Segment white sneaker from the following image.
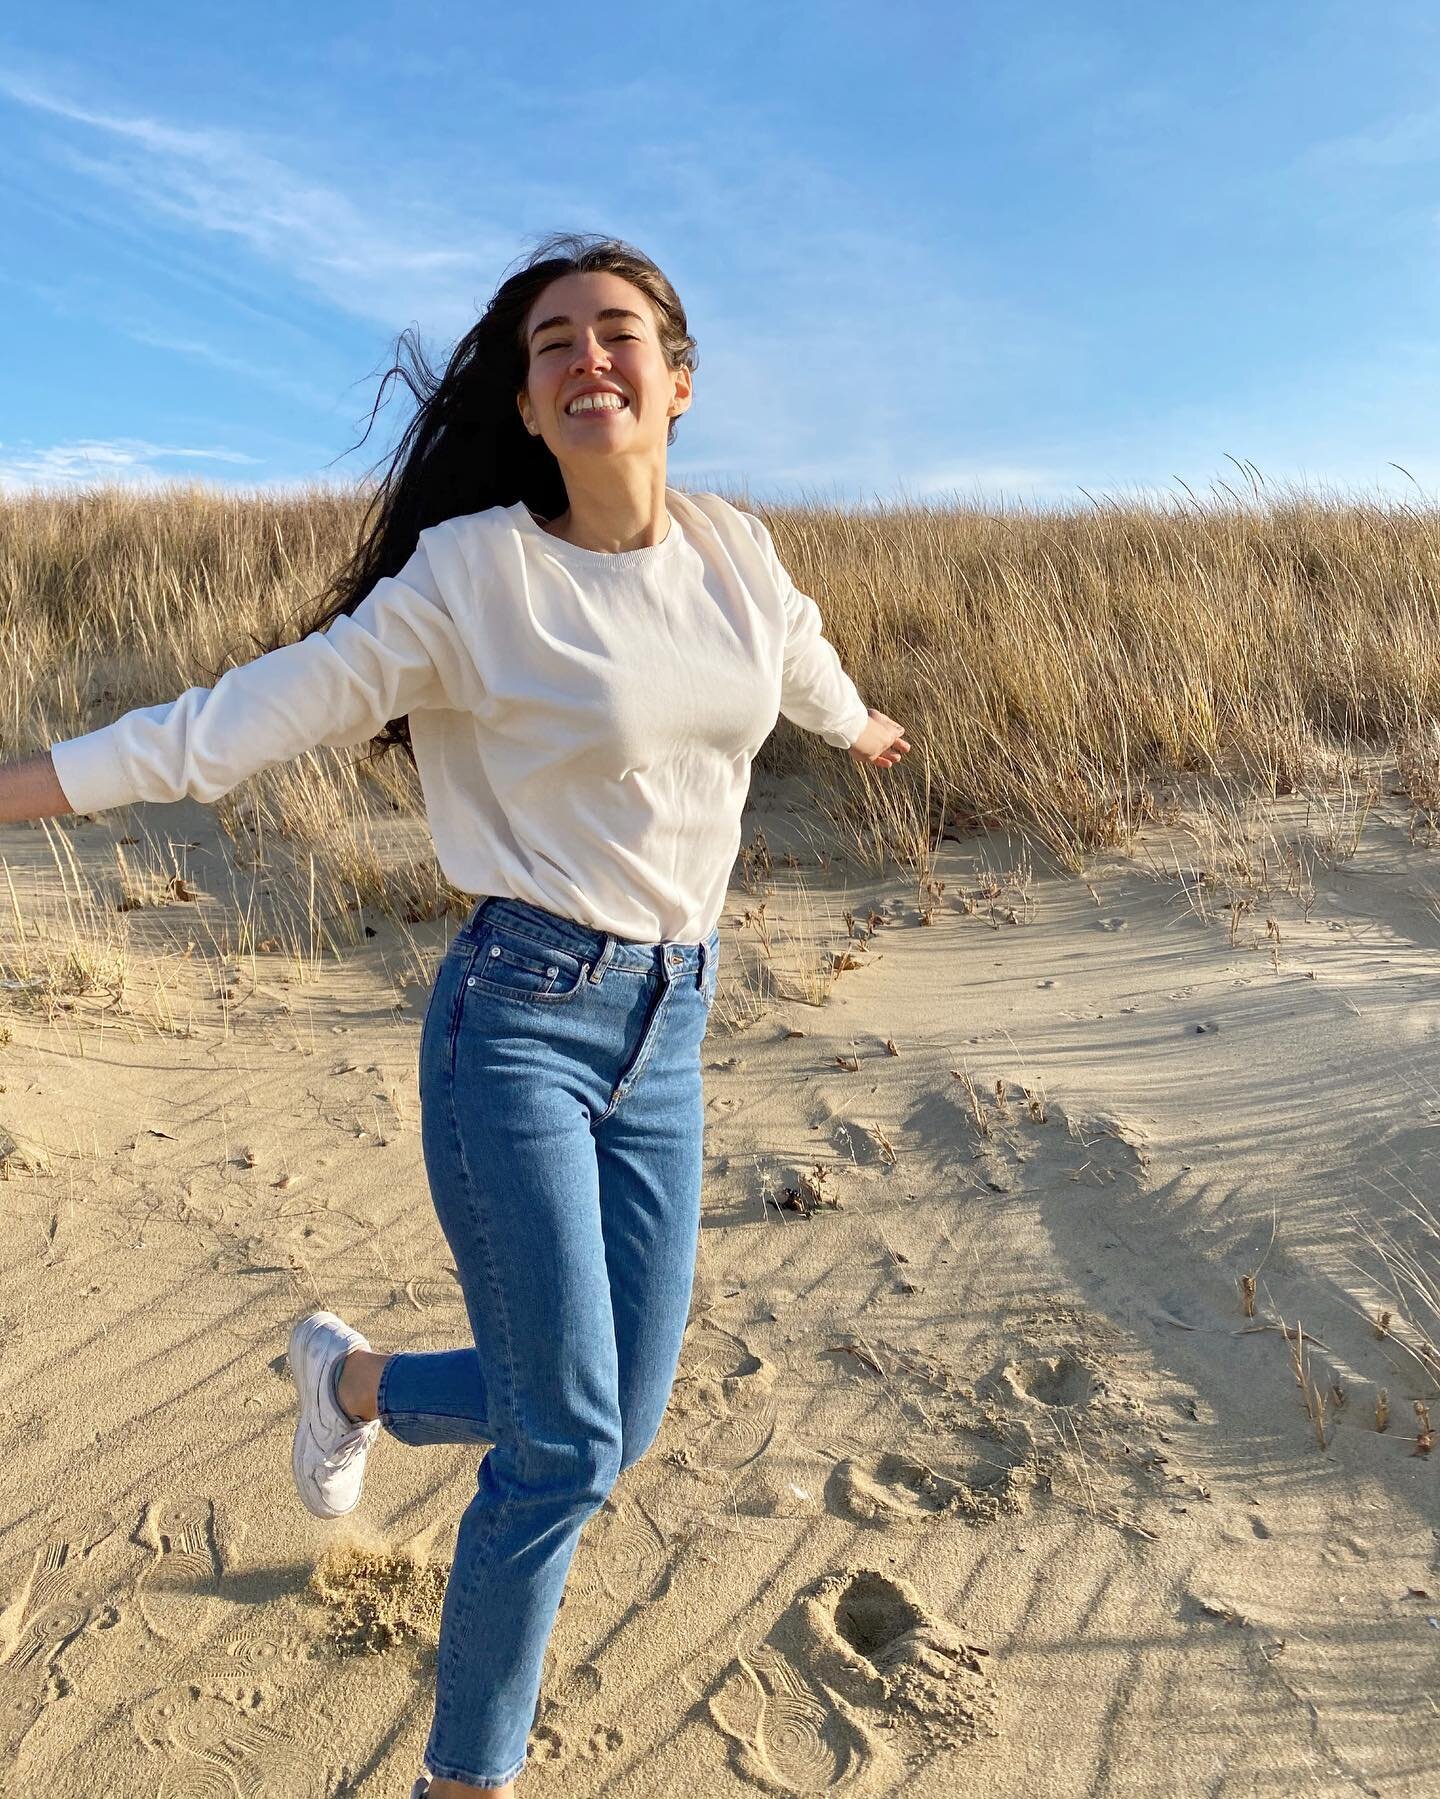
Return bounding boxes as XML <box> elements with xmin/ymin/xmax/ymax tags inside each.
<box><xmin>287</xmin><ymin>1311</ymin><xmax>382</xmax><ymax>1519</ymax></box>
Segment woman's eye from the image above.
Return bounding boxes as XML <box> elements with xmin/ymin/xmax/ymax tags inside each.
<box><xmin>541</xmin><ymin>334</ymin><xmax>639</xmax><ymax>352</ymax></box>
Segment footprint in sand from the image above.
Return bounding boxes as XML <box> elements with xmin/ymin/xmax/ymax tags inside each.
<box><xmin>540</xmin><ymin>1654</ymin><xmax>603</xmax><ymax>1711</ymax></box>
<box><xmin>528</xmin><ymin>1708</ymin><xmax>624</xmax><ymax>1774</ymax></box>
<box><xmin>136</xmin><ymin>1498</ymin><xmax>223</xmax><ymax>1643</ymax></box>
<box><xmin>133</xmin><ymin>1676</ymin><xmax>325</xmax><ymax>1799</ymax></box>
<box><xmin>1</xmin><ymin>1596</ymin><xmax>91</xmax><ymax>1675</ymax></box>
<box><xmin>155</xmin><ymin>1762</ymin><xmax>239</xmax><ymax>1799</ymax></box>
<box><xmin>211</xmin><ymin>1624</ymin><xmax>323</xmax><ymax>1672</ymax></box>
<box><xmin>970</xmin><ymin>1338</ymin><xmax>1201</xmax><ymax>1511</ymax></box>
<box><xmin>514</xmin><ymin>1657</ymin><xmax>610</xmax><ymax>1773</ymax></box>
<box><xmin>0</xmin><ymin>1510</ymin><xmax>120</xmax><ymax>1671</ymax></box>
<box><xmin>812</xmin><ymin>1568</ymin><xmax>997</xmax><ymax>1751</ymax></box>
<box><xmin>402</xmin><ymin>1273</ymin><xmax>464</xmax><ymax>1312</ymax></box>
<box><xmin>828</xmin><ymin>1439</ymin><xmax>1036</xmax><ymax>1531</ymax></box>
<box><xmin>708</xmin><ymin>1564</ymin><xmax>998</xmax><ymax>1793</ymax></box>
<box><xmin>993</xmin><ymin>1347</ymin><xmax>1100</xmax><ymax>1410</ymax></box>
<box><xmin>709</xmin><ymin>1639</ymin><xmax>874</xmax><ymax>1792</ymax></box>
<box><xmin>568</xmin><ymin>1492</ymin><xmax>673</xmax><ymax>1609</ymax></box>
<box><xmin>668</xmin><ymin>1324</ymin><xmax>780</xmax><ymax>1475</ymax></box>
<box><xmin>0</xmin><ymin>1684</ymin><xmax>45</xmax><ymax>1759</ymax></box>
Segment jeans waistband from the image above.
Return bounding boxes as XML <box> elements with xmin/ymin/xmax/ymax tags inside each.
<box><xmin>458</xmin><ymin>895</ymin><xmax>715</xmax><ymax>984</ymax></box>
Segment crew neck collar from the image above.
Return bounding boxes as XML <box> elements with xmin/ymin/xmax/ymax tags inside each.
<box><xmin>513</xmin><ymin>492</ymin><xmax>682</xmax><ymax>569</ymax></box>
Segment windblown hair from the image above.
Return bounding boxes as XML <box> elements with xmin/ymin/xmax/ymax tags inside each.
<box><xmin>254</xmin><ymin>231</ymin><xmax>698</xmax><ymax>767</ymax></box>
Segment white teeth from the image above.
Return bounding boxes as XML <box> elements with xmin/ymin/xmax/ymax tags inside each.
<box><xmin>567</xmin><ymin>394</ymin><xmax>627</xmax><ymax>414</ymax></box>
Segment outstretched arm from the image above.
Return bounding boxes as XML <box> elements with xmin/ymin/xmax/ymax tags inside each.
<box><xmin>19</xmin><ymin>528</ymin><xmax>473</xmax><ymax>822</ymax></box>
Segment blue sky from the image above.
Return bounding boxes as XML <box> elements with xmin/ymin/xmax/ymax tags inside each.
<box><xmin>3</xmin><ymin>1</ymin><xmax>1439</xmax><ymax>508</ymax></box>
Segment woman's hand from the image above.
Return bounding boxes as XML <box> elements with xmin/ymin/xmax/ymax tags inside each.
<box><xmin>847</xmin><ymin>709</ymin><xmax>910</xmax><ymax>768</ymax></box>
<box><xmin>0</xmin><ymin>751</ymin><xmax>74</xmax><ymax>825</ymax></box>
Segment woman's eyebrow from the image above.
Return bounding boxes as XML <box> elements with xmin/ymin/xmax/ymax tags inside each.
<box><xmin>529</xmin><ymin>308</ymin><xmax>646</xmax><ymax>341</ymax></box>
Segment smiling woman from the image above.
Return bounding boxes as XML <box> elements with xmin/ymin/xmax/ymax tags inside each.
<box><xmin>4</xmin><ymin>228</ymin><xmax>906</xmax><ymax>1799</ymax></box>
<box><xmin>512</xmin><ymin>263</ymin><xmax>693</xmax><ymax>553</ymax></box>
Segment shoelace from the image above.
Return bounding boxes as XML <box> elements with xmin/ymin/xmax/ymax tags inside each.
<box><xmin>323</xmin><ymin>1420</ymin><xmax>380</xmax><ymax>1471</ymax></box>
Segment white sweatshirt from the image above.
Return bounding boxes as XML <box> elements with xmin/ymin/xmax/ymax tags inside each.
<box><xmin>47</xmin><ymin>487</ymin><xmax>870</xmax><ymax>945</ymax></box>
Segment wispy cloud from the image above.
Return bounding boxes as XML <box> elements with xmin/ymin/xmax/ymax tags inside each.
<box><xmin>0</xmin><ymin>63</ymin><xmax>1040</xmax><ymax>506</ymax></box>
<box><xmin>122</xmin><ymin>328</ymin><xmax>350</xmax><ymax>414</ymax></box>
<box><xmin>0</xmin><ymin>438</ymin><xmax>260</xmax><ymax>492</ymax></box>
<box><xmin>0</xmin><ymin>71</ymin><xmax>508</xmax><ymax>335</ymax></box>
<box><xmin>1304</xmin><ymin>106</ymin><xmax>1440</xmax><ymax>171</ymax></box>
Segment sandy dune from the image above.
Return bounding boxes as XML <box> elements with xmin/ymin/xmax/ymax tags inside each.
<box><xmin>0</xmin><ymin>765</ymin><xmax>1436</xmax><ymax>1796</ymax></box>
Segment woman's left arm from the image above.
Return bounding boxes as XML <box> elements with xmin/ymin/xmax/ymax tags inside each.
<box><xmin>741</xmin><ymin>509</ymin><xmax>911</xmax><ymax>768</ymax></box>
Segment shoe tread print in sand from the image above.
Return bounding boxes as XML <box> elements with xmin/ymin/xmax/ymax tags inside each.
<box><xmin>706</xmin><ymin>1566</ymin><xmax>997</xmax><ymax>1793</ymax></box>
<box><xmin>663</xmin><ymin>1316</ymin><xmax>781</xmax><ymax>1477</ymax></box>
<box><xmin>0</xmin><ymin>1506</ymin><xmax>124</xmax><ymax>1767</ymax></box>
<box><xmin>136</xmin><ymin>1495</ymin><xmax>225</xmax><ymax>1644</ymax></box>
<box><xmin>529</xmin><ymin>1502</ymin><xmax>660</xmax><ymax>1777</ymax></box>
<box><xmin>133</xmin><ymin>1668</ymin><xmax>333</xmax><ymax>1799</ymax></box>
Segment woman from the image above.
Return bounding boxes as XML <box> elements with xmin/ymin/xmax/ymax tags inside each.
<box><xmin>4</xmin><ymin>232</ymin><xmax>910</xmax><ymax>1796</ymax></box>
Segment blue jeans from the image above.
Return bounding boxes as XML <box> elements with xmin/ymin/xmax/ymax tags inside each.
<box><xmin>375</xmin><ymin>894</ymin><xmax>720</xmax><ymax>1789</ymax></box>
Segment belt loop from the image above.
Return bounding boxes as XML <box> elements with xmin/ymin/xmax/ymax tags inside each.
<box><xmin>588</xmin><ymin>932</ymin><xmax>615</xmax><ymax>984</ymax></box>
<box><xmin>462</xmin><ymin>894</ymin><xmax>490</xmax><ymax>941</ymax></box>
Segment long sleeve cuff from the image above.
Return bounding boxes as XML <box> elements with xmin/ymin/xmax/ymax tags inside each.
<box><xmin>50</xmin><ymin>727</ymin><xmax>140</xmax><ymax>815</ymax></box>
<box><xmin>815</xmin><ymin>691</ymin><xmax>871</xmax><ymax>750</ymax></box>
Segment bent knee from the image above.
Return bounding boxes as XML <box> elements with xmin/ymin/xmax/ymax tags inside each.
<box><xmin>500</xmin><ymin>1429</ymin><xmax>623</xmax><ymax>1508</ymax></box>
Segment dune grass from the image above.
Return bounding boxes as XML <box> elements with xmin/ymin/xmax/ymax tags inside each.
<box><xmin>0</xmin><ymin>475</ymin><xmax>1437</xmax><ymax>1032</ymax></box>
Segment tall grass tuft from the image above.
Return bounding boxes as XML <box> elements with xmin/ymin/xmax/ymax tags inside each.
<box><xmin>1</xmin><ymin>476</ymin><xmax>1438</xmax><ymax>1019</ymax></box>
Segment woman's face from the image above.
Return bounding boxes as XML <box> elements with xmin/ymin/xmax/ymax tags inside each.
<box><xmin>518</xmin><ymin>270</ymin><xmax>691</xmax><ymax>469</ymax></box>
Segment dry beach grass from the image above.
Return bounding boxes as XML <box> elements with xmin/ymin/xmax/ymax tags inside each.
<box><xmin>0</xmin><ymin>479</ymin><xmax>1437</xmax><ymax>1794</ymax></box>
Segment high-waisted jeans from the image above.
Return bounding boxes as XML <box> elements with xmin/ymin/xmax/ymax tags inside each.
<box><xmin>375</xmin><ymin>894</ymin><xmax>720</xmax><ymax>1789</ymax></box>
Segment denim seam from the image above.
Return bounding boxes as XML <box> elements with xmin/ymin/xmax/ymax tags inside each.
<box><xmin>426</xmin><ymin>1031</ymin><xmax>524</xmax><ymax>1773</ymax></box>
<box><xmin>465</xmin><ymin>919</ymin><xmax>591</xmax><ymax>1006</ymax></box>
<box><xmin>597</xmin><ymin>975</ymin><xmax>676</xmax><ymax>1120</ymax></box>
<box><xmin>379</xmin><ymin>1406</ymin><xmax>495</xmax><ymax>1439</ymax></box>
<box><xmin>444</xmin><ymin>940</ymin><xmax>482</xmax><ymax>1070</ymax></box>
<box><xmin>466</xmin><ymin>964</ymin><xmax>590</xmax><ymax>1006</ymax></box>
<box><xmin>374</xmin><ymin>1354</ymin><xmax>398</xmax><ymax>1422</ymax></box>
<box><xmin>482</xmin><ymin>917</ymin><xmax>596</xmax><ymax>961</ymax></box>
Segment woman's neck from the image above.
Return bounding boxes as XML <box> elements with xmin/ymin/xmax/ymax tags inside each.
<box><xmin>536</xmin><ymin>483</ymin><xmax>671</xmax><ymax>554</ymax></box>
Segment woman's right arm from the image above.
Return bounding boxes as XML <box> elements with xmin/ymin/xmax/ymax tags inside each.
<box><xmin>5</xmin><ymin>528</ymin><xmax>474</xmax><ymax>823</ymax></box>
<box><xmin>0</xmin><ymin>750</ymin><xmax>72</xmax><ymax>825</ymax></box>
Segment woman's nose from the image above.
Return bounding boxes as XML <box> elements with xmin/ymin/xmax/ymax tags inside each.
<box><xmin>569</xmin><ymin>336</ymin><xmax>610</xmax><ymax>372</ymax></box>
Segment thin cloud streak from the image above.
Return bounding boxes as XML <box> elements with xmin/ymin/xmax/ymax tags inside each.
<box><xmin>0</xmin><ymin>438</ymin><xmax>260</xmax><ymax>493</ymax></box>
<box><xmin>0</xmin><ymin>71</ymin><xmax>507</xmax><ymax>335</ymax></box>
<box><xmin>122</xmin><ymin>328</ymin><xmax>350</xmax><ymax>415</ymax></box>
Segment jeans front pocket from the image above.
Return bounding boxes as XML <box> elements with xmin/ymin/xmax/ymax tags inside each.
<box><xmin>464</xmin><ymin>922</ymin><xmax>590</xmax><ymax>1006</ymax></box>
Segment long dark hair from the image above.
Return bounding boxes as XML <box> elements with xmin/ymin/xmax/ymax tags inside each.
<box><xmin>254</xmin><ymin>231</ymin><xmax>699</xmax><ymax>767</ymax></box>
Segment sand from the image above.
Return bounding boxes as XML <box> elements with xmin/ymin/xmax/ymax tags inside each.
<box><xmin>0</xmin><ymin>764</ymin><xmax>1436</xmax><ymax>1796</ymax></box>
